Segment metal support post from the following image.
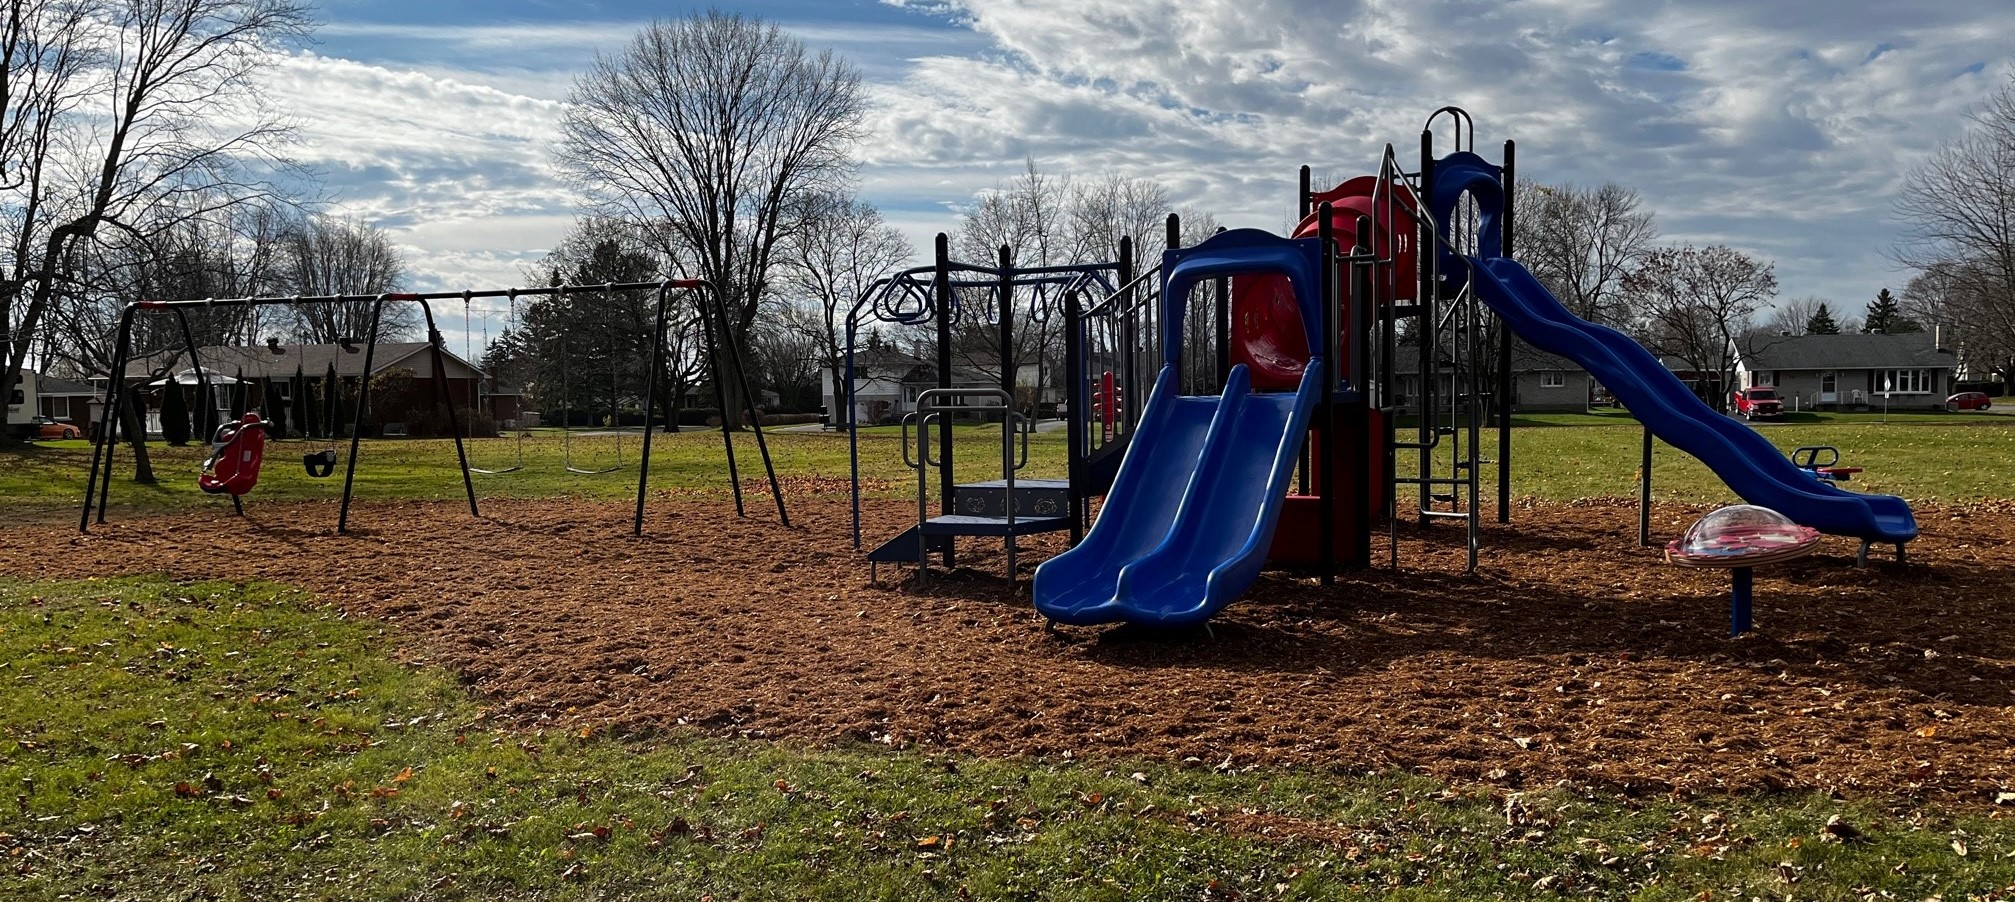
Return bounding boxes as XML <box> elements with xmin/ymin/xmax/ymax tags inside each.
<box><xmin>1638</xmin><ymin>427</ymin><xmax>1653</xmax><ymax>547</ymax></box>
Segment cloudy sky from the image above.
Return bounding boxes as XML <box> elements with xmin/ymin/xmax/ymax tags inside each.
<box><xmin>279</xmin><ymin>0</ymin><xmax>2014</xmax><ymax>350</ymax></box>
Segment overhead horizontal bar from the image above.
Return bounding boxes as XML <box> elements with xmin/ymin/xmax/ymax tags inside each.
<box><xmin>132</xmin><ymin>280</ymin><xmax>703</xmax><ymax>310</ymax></box>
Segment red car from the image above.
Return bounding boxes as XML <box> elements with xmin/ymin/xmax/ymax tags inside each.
<box><xmin>1946</xmin><ymin>391</ymin><xmax>1992</xmax><ymax>411</ymax></box>
<box><xmin>27</xmin><ymin>415</ymin><xmax>81</xmax><ymax>439</ymax></box>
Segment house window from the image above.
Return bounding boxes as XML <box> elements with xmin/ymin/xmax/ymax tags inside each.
<box><xmin>1879</xmin><ymin>369</ymin><xmax>1932</xmax><ymax>394</ymax></box>
<box><xmin>1539</xmin><ymin>371</ymin><xmax>1566</xmax><ymax>389</ymax></box>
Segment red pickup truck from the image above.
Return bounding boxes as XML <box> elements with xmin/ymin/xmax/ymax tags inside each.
<box><xmin>1732</xmin><ymin>385</ymin><xmax>1784</xmax><ymax>420</ymax></box>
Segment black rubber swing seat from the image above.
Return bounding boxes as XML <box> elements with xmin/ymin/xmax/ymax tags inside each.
<box><xmin>303</xmin><ymin>450</ymin><xmax>338</xmax><ymax>478</ymax></box>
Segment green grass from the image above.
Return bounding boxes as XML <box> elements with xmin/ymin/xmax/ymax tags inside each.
<box><xmin>4</xmin><ymin>576</ymin><xmax>2012</xmax><ymax>900</ymax></box>
<box><xmin>1</xmin><ymin>426</ymin><xmax>1069</xmax><ymax>515</ymax></box>
<box><xmin>1454</xmin><ymin>419</ymin><xmax>2015</xmax><ymax>505</ymax></box>
<box><xmin>8</xmin><ymin>407</ymin><xmax>2015</xmax><ymax>519</ymax></box>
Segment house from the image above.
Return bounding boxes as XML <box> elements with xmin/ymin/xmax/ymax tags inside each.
<box><xmin>822</xmin><ymin>345</ymin><xmax>1060</xmax><ymax>426</ymax></box>
<box><xmin>116</xmin><ymin>341</ymin><xmax>493</xmax><ymax>433</ymax></box>
<box><xmin>1391</xmin><ymin>337</ymin><xmax>1593</xmax><ymax>413</ymax></box>
<box><xmin>34</xmin><ymin>374</ymin><xmax>100</xmax><ymax>424</ymax></box>
<box><xmin>1734</xmin><ymin>332</ymin><xmax>1958</xmax><ymax>411</ymax></box>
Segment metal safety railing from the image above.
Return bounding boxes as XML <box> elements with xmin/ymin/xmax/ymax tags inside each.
<box><xmin>904</xmin><ymin>387</ymin><xmax>1030</xmax><ymax>576</ymax></box>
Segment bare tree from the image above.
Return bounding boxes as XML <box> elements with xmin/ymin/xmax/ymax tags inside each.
<box><xmin>949</xmin><ymin>160</ymin><xmax>1074</xmax><ymax>409</ymax></box>
<box><xmin>557</xmin><ymin>11</ymin><xmax>865</xmax><ymax>426</ymax></box>
<box><xmin>747</xmin><ymin>305</ymin><xmax>821</xmax><ymax>410</ymax></box>
<box><xmin>1070</xmin><ymin>171</ymin><xmax>1169</xmax><ymax>270</ymax></box>
<box><xmin>1176</xmin><ymin>208</ymin><xmax>1224</xmax><ymax>390</ymax></box>
<box><xmin>1626</xmin><ymin>244</ymin><xmax>1777</xmax><ymax>411</ymax></box>
<box><xmin>280</xmin><ymin>213</ymin><xmax>412</xmax><ymax>344</ymax></box>
<box><xmin>55</xmin><ymin>197</ymin><xmax>292</xmax><ymax>378</ymax></box>
<box><xmin>1759</xmin><ymin>296</ymin><xmax>1827</xmax><ymax>337</ymax></box>
<box><xmin>777</xmin><ymin>192</ymin><xmax>911</xmax><ymax>423</ymax></box>
<box><xmin>1906</xmin><ymin>257</ymin><xmax>2012</xmax><ymax>386</ymax></box>
<box><xmin>1515</xmin><ymin>180</ymin><xmax>1657</xmax><ymax>326</ymax></box>
<box><xmin>0</xmin><ymin>0</ymin><xmax>312</xmax><ymax>469</ymax></box>
<box><xmin>949</xmin><ymin>163</ymin><xmax>1169</xmax><ymax>413</ymax></box>
<box><xmin>1895</xmin><ymin>73</ymin><xmax>2015</xmax><ymax>389</ymax></box>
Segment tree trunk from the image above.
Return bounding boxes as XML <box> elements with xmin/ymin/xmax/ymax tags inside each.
<box><xmin>829</xmin><ymin>359</ymin><xmax>846</xmax><ymax>430</ymax></box>
<box><xmin>120</xmin><ymin>385</ymin><xmax>156</xmax><ymax>485</ymax></box>
<box><xmin>714</xmin><ymin>321</ymin><xmax>753</xmax><ymax>431</ymax></box>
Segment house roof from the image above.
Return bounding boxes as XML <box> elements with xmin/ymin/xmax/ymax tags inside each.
<box><xmin>121</xmin><ymin>342</ymin><xmax>481</xmax><ymax>382</ymax></box>
<box><xmin>1741</xmin><ymin>332</ymin><xmax>1955</xmax><ymax>372</ymax></box>
<box><xmin>847</xmin><ymin>346</ymin><xmax>932</xmax><ymax>371</ymax></box>
<box><xmin>35</xmin><ymin>374</ymin><xmax>98</xmax><ymax>396</ymax></box>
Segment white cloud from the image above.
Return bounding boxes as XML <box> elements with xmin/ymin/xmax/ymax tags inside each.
<box><xmin>267</xmin><ymin>0</ymin><xmax>2015</xmax><ymax>346</ymax></box>
<box><xmin>262</xmin><ymin>52</ymin><xmax>574</xmax><ymax>291</ymax></box>
<box><xmin>870</xmin><ymin>0</ymin><xmax>2015</xmax><ymax>305</ymax></box>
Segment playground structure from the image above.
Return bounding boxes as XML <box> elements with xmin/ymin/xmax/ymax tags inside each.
<box><xmin>80</xmin><ymin>281</ymin><xmax>788</xmax><ymax>536</ymax></box>
<box><xmin>847</xmin><ymin>106</ymin><xmax>1920</xmax><ymax>632</ymax></box>
<box><xmin>845</xmin><ymin>237</ymin><xmax>1138</xmax><ymax>581</ymax></box>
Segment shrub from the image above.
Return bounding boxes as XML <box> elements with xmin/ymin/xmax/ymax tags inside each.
<box><xmin>395</xmin><ymin>405</ymin><xmax>496</xmax><ymax>438</ymax></box>
<box><xmin>677</xmin><ymin>408</ymin><xmax>721</xmax><ymax>427</ymax></box>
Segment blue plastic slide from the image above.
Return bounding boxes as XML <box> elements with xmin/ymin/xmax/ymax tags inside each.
<box><xmin>1467</xmin><ymin>256</ymin><xmax>1917</xmax><ymax>545</ymax></box>
<box><xmin>1033</xmin><ymin>360</ymin><xmax>1324</xmax><ymax>627</ymax></box>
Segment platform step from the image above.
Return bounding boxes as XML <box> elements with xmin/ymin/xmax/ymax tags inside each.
<box><xmin>919</xmin><ymin>514</ymin><xmax>1073</xmax><ymax>538</ymax></box>
<box><xmin>866</xmin><ymin>526</ymin><xmax>954</xmax><ymax>563</ymax></box>
<box><xmin>950</xmin><ymin>478</ymin><xmax>1070</xmax><ymax>519</ymax></box>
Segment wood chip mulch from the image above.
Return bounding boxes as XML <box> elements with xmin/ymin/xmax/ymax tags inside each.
<box><xmin>6</xmin><ymin>492</ymin><xmax>2012</xmax><ymax>807</ymax></box>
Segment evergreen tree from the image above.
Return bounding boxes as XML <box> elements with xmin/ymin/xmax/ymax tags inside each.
<box><xmin>291</xmin><ymin>365</ymin><xmax>312</xmax><ymax>439</ymax></box>
<box><xmin>1864</xmin><ymin>288</ymin><xmax>1902</xmax><ymax>333</ymax></box>
<box><xmin>193</xmin><ymin>374</ymin><xmax>220</xmax><ymax>440</ymax></box>
<box><xmin>322</xmin><ymin>363</ymin><xmax>341</xmax><ymax>437</ymax></box>
<box><xmin>230</xmin><ymin>368</ymin><xmax>247</xmax><ymax>418</ymax></box>
<box><xmin>249</xmin><ymin>378</ymin><xmax>278</xmax><ymax>438</ymax></box>
<box><xmin>160</xmin><ymin>380</ymin><xmax>191</xmax><ymax>446</ymax></box>
<box><xmin>1806</xmin><ymin>302</ymin><xmax>1841</xmax><ymax>335</ymax></box>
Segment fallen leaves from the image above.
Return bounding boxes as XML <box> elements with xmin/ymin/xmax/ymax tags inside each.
<box><xmin>1819</xmin><ymin>815</ymin><xmax>1864</xmax><ymax>844</ymax></box>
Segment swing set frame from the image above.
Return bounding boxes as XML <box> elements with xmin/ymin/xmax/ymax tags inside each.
<box><xmin>80</xmin><ymin>280</ymin><xmax>788</xmax><ymax>535</ymax></box>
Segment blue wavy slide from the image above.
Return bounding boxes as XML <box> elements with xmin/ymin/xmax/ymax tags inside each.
<box><xmin>1469</xmin><ymin>256</ymin><xmax>1916</xmax><ymax>545</ymax></box>
<box><xmin>1033</xmin><ymin>359</ymin><xmax>1325</xmax><ymax>627</ymax></box>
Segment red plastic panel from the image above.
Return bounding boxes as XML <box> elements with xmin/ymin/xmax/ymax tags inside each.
<box><xmin>1226</xmin><ymin>177</ymin><xmax>1419</xmax><ymax>392</ymax></box>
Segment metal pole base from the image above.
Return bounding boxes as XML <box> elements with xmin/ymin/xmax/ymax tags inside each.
<box><xmin>1730</xmin><ymin>566</ymin><xmax>1753</xmax><ymax>637</ymax></box>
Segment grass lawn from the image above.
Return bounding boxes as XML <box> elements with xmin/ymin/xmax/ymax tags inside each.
<box><xmin>4</xmin><ymin>576</ymin><xmax>2010</xmax><ymax>900</ymax></box>
<box><xmin>1401</xmin><ymin>411</ymin><xmax>2015</xmax><ymax>506</ymax></box>
<box><xmin>0</xmin><ymin>426</ymin><xmax>1071</xmax><ymax>517</ymax></box>
<box><xmin>10</xmin><ymin>407</ymin><xmax>2013</xmax><ymax>520</ymax></box>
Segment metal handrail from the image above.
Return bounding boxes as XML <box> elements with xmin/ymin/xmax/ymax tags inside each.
<box><xmin>1083</xmin><ymin>262</ymin><xmax>1163</xmax><ymax>319</ymax></box>
<box><xmin>899</xmin><ymin>411</ymin><xmax>943</xmax><ymax>471</ymax></box>
<box><xmin>912</xmin><ymin>386</ymin><xmax>1024</xmax><ymax>574</ymax></box>
<box><xmin>1004</xmin><ymin>411</ymin><xmax>1032</xmax><ymax>472</ymax></box>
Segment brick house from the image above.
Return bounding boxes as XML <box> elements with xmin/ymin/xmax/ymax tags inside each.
<box><xmin>117</xmin><ymin>342</ymin><xmax>492</xmax><ymax>433</ymax></box>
